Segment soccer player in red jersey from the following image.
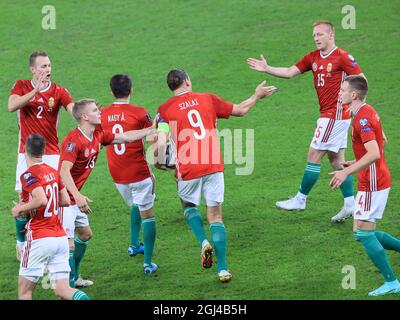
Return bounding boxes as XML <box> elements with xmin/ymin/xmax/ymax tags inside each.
<box><xmin>101</xmin><ymin>74</ymin><xmax>158</xmax><ymax>274</ymax></box>
<box><xmin>60</xmin><ymin>99</ymin><xmax>156</xmax><ymax>287</ymax></box>
<box><xmin>12</xmin><ymin>134</ymin><xmax>90</xmax><ymax>300</ymax></box>
<box><xmin>248</xmin><ymin>20</ymin><xmax>365</xmax><ymax>222</ymax></box>
<box><xmin>155</xmin><ymin>69</ymin><xmax>277</xmax><ymax>283</ymax></box>
<box><xmin>8</xmin><ymin>51</ymin><xmax>74</xmax><ymax>260</ymax></box>
<box><xmin>330</xmin><ymin>76</ymin><xmax>400</xmax><ymax>296</ymax></box>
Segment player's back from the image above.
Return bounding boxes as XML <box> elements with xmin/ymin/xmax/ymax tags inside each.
<box><xmin>101</xmin><ymin>103</ymin><xmax>152</xmax><ymax>184</ymax></box>
<box><xmin>20</xmin><ymin>163</ymin><xmax>66</xmax><ymax>240</ymax></box>
<box><xmin>352</xmin><ymin>103</ymin><xmax>391</xmax><ymax>191</ymax></box>
<box><xmin>11</xmin><ymin>80</ymin><xmax>73</xmax><ymax>154</ymax></box>
<box><xmin>157</xmin><ymin>91</ymin><xmax>233</xmax><ymax>180</ymax></box>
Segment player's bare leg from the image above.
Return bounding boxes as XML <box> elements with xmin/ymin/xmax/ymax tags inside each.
<box><xmin>74</xmin><ymin>227</ymin><xmax>93</xmax><ymax>287</ymax></box>
<box><xmin>207</xmin><ymin>206</ymin><xmax>232</xmax><ymax>283</ymax></box>
<box><xmin>140</xmin><ymin>208</ymin><xmax>158</xmax><ymax>275</ymax></box>
<box><xmin>329</xmin><ymin>149</ymin><xmax>355</xmax><ymax>222</ymax></box>
<box><xmin>353</xmin><ymin>220</ymin><xmax>400</xmax><ymax>296</ymax></box>
<box><xmin>18</xmin><ymin>276</ymin><xmax>37</xmax><ymax>300</ymax></box>
<box><xmin>182</xmin><ymin>200</ymin><xmax>212</xmax><ymax>269</ymax></box>
<box><xmin>276</xmin><ymin>147</ymin><xmax>325</xmax><ymax>211</ymax></box>
<box><xmin>52</xmin><ymin>278</ymin><xmax>90</xmax><ymax>300</ymax></box>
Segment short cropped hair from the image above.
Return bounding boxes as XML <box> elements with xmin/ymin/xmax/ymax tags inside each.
<box><xmin>72</xmin><ymin>99</ymin><xmax>96</xmax><ymax>122</ymax></box>
<box><xmin>167</xmin><ymin>69</ymin><xmax>188</xmax><ymax>91</ymax></box>
<box><xmin>29</xmin><ymin>51</ymin><xmax>48</xmax><ymax>67</ymax></box>
<box><xmin>26</xmin><ymin>134</ymin><xmax>46</xmax><ymax>157</ymax></box>
<box><xmin>344</xmin><ymin>75</ymin><xmax>368</xmax><ymax>100</ymax></box>
<box><xmin>312</xmin><ymin>20</ymin><xmax>335</xmax><ymax>32</ymax></box>
<box><xmin>110</xmin><ymin>74</ymin><xmax>132</xmax><ymax>98</ymax></box>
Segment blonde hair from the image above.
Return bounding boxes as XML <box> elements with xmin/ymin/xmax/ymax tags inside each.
<box><xmin>312</xmin><ymin>20</ymin><xmax>334</xmax><ymax>32</ymax></box>
<box><xmin>72</xmin><ymin>99</ymin><xmax>96</xmax><ymax>122</ymax></box>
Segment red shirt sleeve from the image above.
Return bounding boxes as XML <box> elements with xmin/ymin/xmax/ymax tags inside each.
<box><xmin>60</xmin><ymin>136</ymin><xmax>80</xmax><ymax>163</ymax></box>
<box><xmin>20</xmin><ymin>171</ymin><xmax>41</xmax><ymax>194</ymax></box>
<box><xmin>210</xmin><ymin>94</ymin><xmax>233</xmax><ymax>119</ymax></box>
<box><xmin>139</xmin><ymin>109</ymin><xmax>153</xmax><ymax>129</ymax></box>
<box><xmin>156</xmin><ymin>106</ymin><xmax>168</xmax><ymax>125</ymax></box>
<box><xmin>295</xmin><ymin>52</ymin><xmax>313</xmax><ymax>73</ymax></box>
<box><xmin>100</xmin><ymin>129</ymin><xmax>115</xmax><ymax>146</ymax></box>
<box><xmin>59</xmin><ymin>87</ymin><xmax>74</xmax><ymax>109</ymax></box>
<box><xmin>340</xmin><ymin>52</ymin><xmax>362</xmax><ymax>75</ymax></box>
<box><xmin>357</xmin><ymin>117</ymin><xmax>376</xmax><ymax>144</ymax></box>
<box><xmin>10</xmin><ymin>80</ymin><xmax>24</xmax><ymax>96</ymax></box>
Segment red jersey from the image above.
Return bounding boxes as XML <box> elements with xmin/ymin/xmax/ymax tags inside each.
<box><xmin>59</xmin><ymin>127</ymin><xmax>115</xmax><ymax>204</ymax></box>
<box><xmin>295</xmin><ymin>47</ymin><xmax>362</xmax><ymax>120</ymax></box>
<box><xmin>101</xmin><ymin>103</ymin><xmax>153</xmax><ymax>184</ymax></box>
<box><xmin>157</xmin><ymin>91</ymin><xmax>233</xmax><ymax>181</ymax></box>
<box><xmin>20</xmin><ymin>163</ymin><xmax>66</xmax><ymax>240</ymax></box>
<box><xmin>11</xmin><ymin>80</ymin><xmax>73</xmax><ymax>154</ymax></box>
<box><xmin>352</xmin><ymin>103</ymin><xmax>391</xmax><ymax>192</ymax></box>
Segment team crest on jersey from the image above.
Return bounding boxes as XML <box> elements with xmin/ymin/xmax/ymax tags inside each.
<box><xmin>312</xmin><ymin>63</ymin><xmax>318</xmax><ymax>72</ymax></box>
<box><xmin>348</xmin><ymin>54</ymin><xmax>358</xmax><ymax>66</ymax></box>
<box><xmin>362</xmin><ymin>127</ymin><xmax>371</xmax><ymax>133</ymax></box>
<box><xmin>327</xmin><ymin>63</ymin><xmax>332</xmax><ymax>72</ymax></box>
<box><xmin>66</xmin><ymin>142</ymin><xmax>75</xmax><ymax>153</ymax></box>
<box><xmin>84</xmin><ymin>148</ymin><xmax>90</xmax><ymax>157</ymax></box>
<box><xmin>359</xmin><ymin>118</ymin><xmax>368</xmax><ymax>126</ymax></box>
<box><xmin>23</xmin><ymin>172</ymin><xmax>37</xmax><ymax>186</ymax></box>
<box><xmin>48</xmin><ymin>97</ymin><xmax>55</xmax><ymax>107</ymax></box>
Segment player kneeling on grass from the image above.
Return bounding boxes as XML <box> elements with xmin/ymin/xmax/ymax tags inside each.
<box><xmin>12</xmin><ymin>134</ymin><xmax>90</xmax><ymax>300</ymax></box>
<box><xmin>154</xmin><ymin>69</ymin><xmax>277</xmax><ymax>283</ymax></box>
<box><xmin>60</xmin><ymin>99</ymin><xmax>156</xmax><ymax>288</ymax></box>
<box><xmin>330</xmin><ymin>75</ymin><xmax>400</xmax><ymax>297</ymax></box>
<box><xmin>101</xmin><ymin>74</ymin><xmax>158</xmax><ymax>275</ymax></box>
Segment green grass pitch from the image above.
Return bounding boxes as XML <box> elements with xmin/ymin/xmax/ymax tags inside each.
<box><xmin>0</xmin><ymin>0</ymin><xmax>399</xmax><ymax>300</ymax></box>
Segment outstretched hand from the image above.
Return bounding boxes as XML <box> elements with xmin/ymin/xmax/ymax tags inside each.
<box><xmin>255</xmin><ymin>80</ymin><xmax>277</xmax><ymax>99</ymax></box>
<box><xmin>247</xmin><ymin>54</ymin><xmax>268</xmax><ymax>73</ymax></box>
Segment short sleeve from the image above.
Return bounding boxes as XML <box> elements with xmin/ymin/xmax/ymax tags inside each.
<box><xmin>59</xmin><ymin>87</ymin><xmax>74</xmax><ymax>109</ymax></box>
<box><xmin>357</xmin><ymin>117</ymin><xmax>376</xmax><ymax>144</ymax></box>
<box><xmin>210</xmin><ymin>94</ymin><xmax>234</xmax><ymax>119</ymax></box>
<box><xmin>139</xmin><ymin>109</ymin><xmax>153</xmax><ymax>129</ymax></box>
<box><xmin>340</xmin><ymin>52</ymin><xmax>362</xmax><ymax>75</ymax></box>
<box><xmin>101</xmin><ymin>130</ymin><xmax>115</xmax><ymax>146</ymax></box>
<box><xmin>20</xmin><ymin>171</ymin><xmax>41</xmax><ymax>194</ymax></box>
<box><xmin>295</xmin><ymin>53</ymin><xmax>313</xmax><ymax>73</ymax></box>
<box><xmin>60</xmin><ymin>137</ymin><xmax>79</xmax><ymax>163</ymax></box>
<box><xmin>10</xmin><ymin>80</ymin><xmax>24</xmax><ymax>96</ymax></box>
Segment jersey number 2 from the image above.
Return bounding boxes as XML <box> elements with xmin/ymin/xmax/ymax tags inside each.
<box><xmin>44</xmin><ymin>183</ymin><xmax>59</xmax><ymax>217</ymax></box>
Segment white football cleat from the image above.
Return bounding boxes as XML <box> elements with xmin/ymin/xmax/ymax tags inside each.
<box><xmin>331</xmin><ymin>207</ymin><xmax>353</xmax><ymax>223</ymax></box>
<box><xmin>75</xmin><ymin>276</ymin><xmax>94</xmax><ymax>287</ymax></box>
<box><xmin>276</xmin><ymin>196</ymin><xmax>306</xmax><ymax>211</ymax></box>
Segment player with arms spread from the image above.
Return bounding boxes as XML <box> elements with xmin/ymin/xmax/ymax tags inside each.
<box><xmin>8</xmin><ymin>51</ymin><xmax>74</xmax><ymax>260</ymax></box>
<box><xmin>12</xmin><ymin>134</ymin><xmax>90</xmax><ymax>300</ymax></box>
<box><xmin>248</xmin><ymin>21</ymin><xmax>366</xmax><ymax>222</ymax></box>
<box><xmin>101</xmin><ymin>74</ymin><xmax>158</xmax><ymax>274</ymax></box>
<box><xmin>155</xmin><ymin>69</ymin><xmax>277</xmax><ymax>283</ymax></box>
<box><xmin>60</xmin><ymin>99</ymin><xmax>156</xmax><ymax>287</ymax></box>
<box><xmin>330</xmin><ymin>76</ymin><xmax>400</xmax><ymax>297</ymax></box>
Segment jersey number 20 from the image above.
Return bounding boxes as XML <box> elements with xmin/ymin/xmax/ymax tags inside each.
<box><xmin>44</xmin><ymin>182</ymin><xmax>59</xmax><ymax>217</ymax></box>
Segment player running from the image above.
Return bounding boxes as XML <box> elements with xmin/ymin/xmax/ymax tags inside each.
<box><xmin>12</xmin><ymin>134</ymin><xmax>90</xmax><ymax>300</ymax></box>
<box><xmin>101</xmin><ymin>74</ymin><xmax>158</xmax><ymax>274</ymax></box>
<box><xmin>155</xmin><ymin>69</ymin><xmax>277</xmax><ymax>283</ymax></box>
<box><xmin>247</xmin><ymin>20</ymin><xmax>365</xmax><ymax>222</ymax></box>
<box><xmin>330</xmin><ymin>75</ymin><xmax>400</xmax><ymax>296</ymax></box>
<box><xmin>8</xmin><ymin>51</ymin><xmax>74</xmax><ymax>260</ymax></box>
<box><xmin>60</xmin><ymin>99</ymin><xmax>156</xmax><ymax>287</ymax></box>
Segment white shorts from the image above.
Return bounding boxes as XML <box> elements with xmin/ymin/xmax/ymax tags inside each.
<box><xmin>178</xmin><ymin>172</ymin><xmax>224</xmax><ymax>207</ymax></box>
<box><xmin>310</xmin><ymin>118</ymin><xmax>351</xmax><ymax>153</ymax></box>
<box><xmin>62</xmin><ymin>205</ymin><xmax>90</xmax><ymax>238</ymax></box>
<box><xmin>15</xmin><ymin>153</ymin><xmax>60</xmax><ymax>192</ymax></box>
<box><xmin>115</xmin><ymin>176</ymin><xmax>156</xmax><ymax>212</ymax></box>
<box><xmin>19</xmin><ymin>236</ymin><xmax>70</xmax><ymax>280</ymax></box>
<box><xmin>354</xmin><ymin>188</ymin><xmax>390</xmax><ymax>223</ymax></box>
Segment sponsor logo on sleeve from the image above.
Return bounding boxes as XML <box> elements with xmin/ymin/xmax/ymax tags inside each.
<box><xmin>66</xmin><ymin>142</ymin><xmax>75</xmax><ymax>153</ymax></box>
<box><xmin>359</xmin><ymin>118</ymin><xmax>368</xmax><ymax>126</ymax></box>
<box><xmin>23</xmin><ymin>173</ymin><xmax>37</xmax><ymax>186</ymax></box>
<box><xmin>361</xmin><ymin>127</ymin><xmax>372</xmax><ymax>133</ymax></box>
<box><xmin>348</xmin><ymin>54</ymin><xmax>358</xmax><ymax>66</ymax></box>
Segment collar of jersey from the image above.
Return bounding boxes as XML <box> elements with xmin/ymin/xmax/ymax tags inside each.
<box><xmin>175</xmin><ymin>90</ymin><xmax>190</xmax><ymax>96</ymax></box>
<box><xmin>30</xmin><ymin>161</ymin><xmax>44</xmax><ymax>167</ymax></box>
<box><xmin>31</xmin><ymin>80</ymin><xmax>52</xmax><ymax>93</ymax></box>
<box><xmin>352</xmin><ymin>102</ymin><xmax>367</xmax><ymax>117</ymax></box>
<box><xmin>113</xmin><ymin>101</ymin><xmax>129</xmax><ymax>105</ymax></box>
<box><xmin>78</xmin><ymin>127</ymin><xmax>93</xmax><ymax>142</ymax></box>
<box><xmin>319</xmin><ymin>46</ymin><xmax>338</xmax><ymax>59</ymax></box>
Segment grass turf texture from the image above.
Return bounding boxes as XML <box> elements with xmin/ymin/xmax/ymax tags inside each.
<box><xmin>0</xmin><ymin>0</ymin><xmax>399</xmax><ymax>299</ymax></box>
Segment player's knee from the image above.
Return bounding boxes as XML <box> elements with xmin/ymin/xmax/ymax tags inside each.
<box><xmin>181</xmin><ymin>201</ymin><xmax>196</xmax><ymax>210</ymax></box>
<box><xmin>79</xmin><ymin>232</ymin><xmax>92</xmax><ymax>241</ymax></box>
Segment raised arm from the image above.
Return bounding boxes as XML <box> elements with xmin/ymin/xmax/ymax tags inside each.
<box><xmin>247</xmin><ymin>54</ymin><xmax>301</xmax><ymax>79</ymax></box>
<box><xmin>231</xmin><ymin>80</ymin><xmax>277</xmax><ymax>116</ymax></box>
<box><xmin>112</xmin><ymin>126</ymin><xmax>156</xmax><ymax>144</ymax></box>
